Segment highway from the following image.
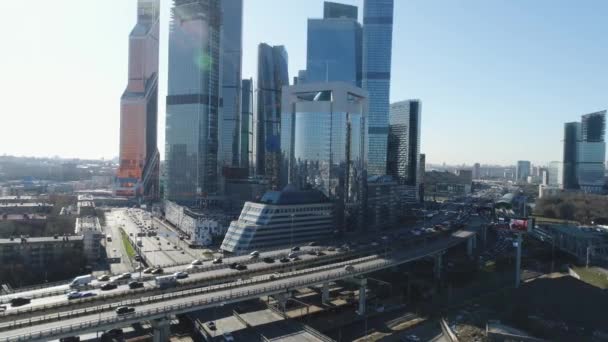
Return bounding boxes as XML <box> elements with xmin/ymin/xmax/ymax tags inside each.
<box><xmin>0</xmin><ymin>225</ymin><xmax>478</xmax><ymax>342</ymax></box>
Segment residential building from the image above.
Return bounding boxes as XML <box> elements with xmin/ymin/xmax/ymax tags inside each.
<box><xmin>115</xmin><ymin>0</ymin><xmax>161</xmax><ymax>200</ymax></box>
<box><xmin>0</xmin><ymin>236</ymin><xmax>84</xmax><ymax>270</ymax></box>
<box><xmin>281</xmin><ymin>82</ymin><xmax>367</xmax><ymax>231</ymax></box>
<box><xmin>165</xmin><ymin>0</ymin><xmax>222</xmax><ymax>204</ymax></box>
<box><xmin>256</xmin><ymin>44</ymin><xmax>289</xmax><ymax>189</ymax></box>
<box><xmin>362</xmin><ymin>0</ymin><xmax>394</xmax><ymax>176</ymax></box>
<box><xmin>220</xmin><ymin>187</ymin><xmax>334</xmax><ymax>253</ymax></box>
<box><xmin>164</xmin><ymin>200</ymin><xmax>228</xmax><ymax>246</ymax></box>
<box><xmin>516</xmin><ymin>161</ymin><xmax>531</xmax><ymax>182</ymax></box>
<box><xmin>218</xmin><ymin>0</ymin><xmax>243</xmax><ymax>169</ymax></box>
<box><xmin>75</xmin><ymin>216</ymin><xmax>103</xmax><ymax>262</ymax></box>
<box><xmin>240</xmin><ymin>78</ymin><xmax>254</xmax><ymax>174</ymax></box>
<box><xmin>424</xmin><ymin>170</ymin><xmax>472</xmax><ymax>200</ymax></box>
<box><xmin>387</xmin><ymin>100</ymin><xmax>421</xmax><ymax>202</ymax></box>
<box><xmin>306</xmin><ymin>2</ymin><xmax>361</xmax><ymax>86</ymax></box>
<box><xmin>548</xmin><ymin>161</ymin><xmax>562</xmax><ymax>187</ymax></box>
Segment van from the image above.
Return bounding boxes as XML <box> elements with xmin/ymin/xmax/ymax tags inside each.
<box><xmin>70</xmin><ymin>274</ymin><xmax>93</xmax><ymax>288</ymax></box>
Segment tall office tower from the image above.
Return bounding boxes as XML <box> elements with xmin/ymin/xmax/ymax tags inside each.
<box><xmin>473</xmin><ymin>163</ymin><xmax>481</xmax><ymax>180</ymax></box>
<box><xmin>281</xmin><ymin>82</ymin><xmax>368</xmax><ymax>232</ymax></box>
<box><xmin>165</xmin><ymin>0</ymin><xmax>222</xmax><ymax>204</ymax></box>
<box><xmin>240</xmin><ymin>78</ymin><xmax>253</xmax><ymax>174</ymax></box>
<box><xmin>516</xmin><ymin>161</ymin><xmax>531</xmax><ymax>182</ymax></box>
<box><xmin>362</xmin><ymin>0</ymin><xmax>394</xmax><ymax>176</ymax></box>
<box><xmin>577</xmin><ymin>111</ymin><xmax>606</xmax><ymax>192</ymax></box>
<box><xmin>218</xmin><ymin>0</ymin><xmax>243</xmax><ymax>169</ymax></box>
<box><xmin>306</xmin><ymin>2</ymin><xmax>362</xmax><ymax>86</ymax></box>
<box><xmin>547</xmin><ymin>161</ymin><xmax>562</xmax><ymax>187</ymax></box>
<box><xmin>387</xmin><ymin>100</ymin><xmax>421</xmax><ymax>201</ymax></box>
<box><xmin>116</xmin><ymin>0</ymin><xmax>161</xmax><ymax>200</ymax></box>
<box><xmin>563</xmin><ymin>122</ymin><xmax>581</xmax><ymax>189</ymax></box>
<box><xmin>324</xmin><ymin>1</ymin><xmax>358</xmax><ymax>19</ymax></box>
<box><xmin>418</xmin><ymin>153</ymin><xmax>426</xmax><ymax>201</ymax></box>
<box><xmin>256</xmin><ymin>43</ymin><xmax>289</xmax><ymax>189</ymax></box>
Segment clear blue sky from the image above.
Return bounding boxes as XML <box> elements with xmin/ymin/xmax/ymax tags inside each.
<box><xmin>0</xmin><ymin>0</ymin><xmax>606</xmax><ymax>165</ymax></box>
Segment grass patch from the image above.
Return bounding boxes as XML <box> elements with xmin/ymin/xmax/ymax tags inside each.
<box><xmin>572</xmin><ymin>267</ymin><xmax>608</xmax><ymax>289</ymax></box>
<box><xmin>119</xmin><ymin>228</ymin><xmax>136</xmax><ymax>260</ymax></box>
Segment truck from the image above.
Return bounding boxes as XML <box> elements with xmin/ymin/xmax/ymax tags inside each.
<box><xmin>155</xmin><ymin>275</ymin><xmax>177</xmax><ymax>289</ymax></box>
<box><xmin>69</xmin><ymin>275</ymin><xmax>94</xmax><ymax>288</ymax></box>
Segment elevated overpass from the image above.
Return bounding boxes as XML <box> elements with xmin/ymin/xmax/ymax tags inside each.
<box><xmin>0</xmin><ymin>226</ymin><xmax>479</xmax><ymax>342</ymax></box>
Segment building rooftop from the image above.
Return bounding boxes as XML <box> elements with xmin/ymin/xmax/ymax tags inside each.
<box><xmin>75</xmin><ymin>216</ymin><xmax>102</xmax><ymax>234</ymax></box>
<box><xmin>0</xmin><ymin>202</ymin><xmax>52</xmax><ymax>208</ymax></box>
<box><xmin>258</xmin><ymin>186</ymin><xmax>330</xmax><ymax>205</ymax></box>
<box><xmin>0</xmin><ymin>235</ymin><xmax>84</xmax><ymax>245</ymax></box>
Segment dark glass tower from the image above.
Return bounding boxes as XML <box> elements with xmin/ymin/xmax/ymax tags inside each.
<box><xmin>256</xmin><ymin>44</ymin><xmax>289</xmax><ymax>189</ymax></box>
<box><xmin>562</xmin><ymin>122</ymin><xmax>580</xmax><ymax>190</ymax></box>
<box><xmin>578</xmin><ymin>111</ymin><xmax>606</xmax><ymax>192</ymax></box>
<box><xmin>240</xmin><ymin>78</ymin><xmax>253</xmax><ymax>174</ymax></box>
<box><xmin>324</xmin><ymin>1</ymin><xmax>358</xmax><ymax>19</ymax></box>
<box><xmin>363</xmin><ymin>0</ymin><xmax>394</xmax><ymax>176</ymax></box>
<box><xmin>165</xmin><ymin>0</ymin><xmax>222</xmax><ymax>204</ymax></box>
<box><xmin>218</xmin><ymin>0</ymin><xmax>243</xmax><ymax>169</ymax></box>
<box><xmin>116</xmin><ymin>0</ymin><xmax>160</xmax><ymax>200</ymax></box>
<box><xmin>387</xmin><ymin>100</ymin><xmax>421</xmax><ymax>187</ymax></box>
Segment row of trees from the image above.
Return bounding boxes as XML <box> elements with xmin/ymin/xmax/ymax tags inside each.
<box><xmin>534</xmin><ymin>193</ymin><xmax>608</xmax><ymax>225</ymax></box>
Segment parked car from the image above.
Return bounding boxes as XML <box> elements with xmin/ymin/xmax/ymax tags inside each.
<box><xmin>101</xmin><ymin>283</ymin><xmax>118</xmax><ymax>291</ymax></box>
<box><xmin>115</xmin><ymin>306</ymin><xmax>135</xmax><ymax>316</ymax></box>
<box><xmin>97</xmin><ymin>274</ymin><xmax>111</xmax><ymax>281</ymax></box>
<box><xmin>10</xmin><ymin>297</ymin><xmax>31</xmax><ymax>307</ymax></box>
<box><xmin>128</xmin><ymin>281</ymin><xmax>144</xmax><ymax>289</ymax></box>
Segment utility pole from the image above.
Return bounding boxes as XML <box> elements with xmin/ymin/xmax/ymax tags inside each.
<box><xmin>515</xmin><ymin>233</ymin><xmax>522</xmax><ymax>288</ymax></box>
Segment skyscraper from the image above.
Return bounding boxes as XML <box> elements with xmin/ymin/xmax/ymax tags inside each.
<box><xmin>516</xmin><ymin>161</ymin><xmax>531</xmax><ymax>182</ymax></box>
<box><xmin>281</xmin><ymin>82</ymin><xmax>368</xmax><ymax>232</ymax></box>
<box><xmin>305</xmin><ymin>2</ymin><xmax>362</xmax><ymax>86</ymax></box>
<box><xmin>563</xmin><ymin>122</ymin><xmax>580</xmax><ymax>189</ymax></box>
<box><xmin>548</xmin><ymin>161</ymin><xmax>562</xmax><ymax>187</ymax></box>
<box><xmin>115</xmin><ymin>0</ymin><xmax>161</xmax><ymax>200</ymax></box>
<box><xmin>578</xmin><ymin>111</ymin><xmax>606</xmax><ymax>192</ymax></box>
<box><xmin>165</xmin><ymin>0</ymin><xmax>222</xmax><ymax>204</ymax></box>
<box><xmin>218</xmin><ymin>0</ymin><xmax>243</xmax><ymax>169</ymax></box>
<box><xmin>256</xmin><ymin>43</ymin><xmax>289</xmax><ymax>189</ymax></box>
<box><xmin>362</xmin><ymin>0</ymin><xmax>394</xmax><ymax>176</ymax></box>
<box><xmin>240</xmin><ymin>78</ymin><xmax>253</xmax><ymax>174</ymax></box>
<box><xmin>387</xmin><ymin>100</ymin><xmax>421</xmax><ymax>201</ymax></box>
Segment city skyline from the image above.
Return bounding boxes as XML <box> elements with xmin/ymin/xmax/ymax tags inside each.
<box><xmin>1</xmin><ymin>0</ymin><xmax>607</xmax><ymax>165</ymax></box>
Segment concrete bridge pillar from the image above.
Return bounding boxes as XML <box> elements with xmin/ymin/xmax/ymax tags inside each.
<box><xmin>151</xmin><ymin>318</ymin><xmax>170</xmax><ymax>342</ymax></box>
<box><xmin>321</xmin><ymin>282</ymin><xmax>330</xmax><ymax>305</ymax></box>
<box><xmin>274</xmin><ymin>293</ymin><xmax>289</xmax><ymax>312</ymax></box>
<box><xmin>434</xmin><ymin>253</ymin><xmax>443</xmax><ymax>279</ymax></box>
<box><xmin>357</xmin><ymin>278</ymin><xmax>367</xmax><ymax>316</ymax></box>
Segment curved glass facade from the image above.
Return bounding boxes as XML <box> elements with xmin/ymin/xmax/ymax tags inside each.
<box><xmin>165</xmin><ymin>0</ymin><xmax>221</xmax><ymax>203</ymax></box>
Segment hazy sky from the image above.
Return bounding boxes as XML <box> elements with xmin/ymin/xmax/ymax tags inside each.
<box><xmin>0</xmin><ymin>0</ymin><xmax>606</xmax><ymax>165</ymax></box>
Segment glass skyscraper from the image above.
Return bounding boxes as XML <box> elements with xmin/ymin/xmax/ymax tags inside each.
<box><xmin>218</xmin><ymin>0</ymin><xmax>243</xmax><ymax>169</ymax></box>
<box><xmin>281</xmin><ymin>82</ymin><xmax>368</xmax><ymax>232</ymax></box>
<box><xmin>116</xmin><ymin>0</ymin><xmax>160</xmax><ymax>200</ymax></box>
<box><xmin>240</xmin><ymin>78</ymin><xmax>253</xmax><ymax>174</ymax></box>
<box><xmin>165</xmin><ymin>0</ymin><xmax>222</xmax><ymax>204</ymax></box>
<box><xmin>362</xmin><ymin>0</ymin><xmax>394</xmax><ymax>176</ymax></box>
<box><xmin>256</xmin><ymin>43</ymin><xmax>289</xmax><ymax>189</ymax></box>
<box><xmin>563</xmin><ymin>122</ymin><xmax>580</xmax><ymax>189</ymax></box>
<box><xmin>387</xmin><ymin>100</ymin><xmax>421</xmax><ymax>188</ymax></box>
<box><xmin>516</xmin><ymin>161</ymin><xmax>531</xmax><ymax>182</ymax></box>
<box><xmin>306</xmin><ymin>2</ymin><xmax>362</xmax><ymax>86</ymax></box>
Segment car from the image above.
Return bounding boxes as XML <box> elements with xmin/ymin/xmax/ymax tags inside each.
<box><xmin>262</xmin><ymin>257</ymin><xmax>275</xmax><ymax>263</ymax></box>
<box><xmin>79</xmin><ymin>292</ymin><xmax>96</xmax><ymax>299</ymax></box>
<box><xmin>67</xmin><ymin>291</ymin><xmax>83</xmax><ymax>300</ymax></box>
<box><xmin>344</xmin><ymin>265</ymin><xmax>355</xmax><ymax>272</ymax></box>
<box><xmin>308</xmin><ymin>241</ymin><xmax>318</xmax><ymax>246</ymax></box>
<box><xmin>279</xmin><ymin>257</ymin><xmax>290</xmax><ymax>263</ymax></box>
<box><xmin>288</xmin><ymin>252</ymin><xmax>298</xmax><ymax>258</ymax></box>
<box><xmin>291</xmin><ymin>256</ymin><xmax>301</xmax><ymax>261</ymax></box>
<box><xmin>101</xmin><ymin>283</ymin><xmax>118</xmax><ymax>291</ymax></box>
<box><xmin>128</xmin><ymin>281</ymin><xmax>144</xmax><ymax>289</ymax></box>
<box><xmin>135</xmin><ymin>265</ymin><xmax>144</xmax><ymax>271</ymax></box>
<box><xmin>143</xmin><ymin>267</ymin><xmax>154</xmax><ymax>274</ymax></box>
<box><xmin>151</xmin><ymin>268</ymin><xmax>163</xmax><ymax>274</ymax></box>
<box><xmin>269</xmin><ymin>273</ymin><xmax>280</xmax><ymax>280</ymax></box>
<box><xmin>249</xmin><ymin>254</ymin><xmax>259</xmax><ymax>259</ymax></box>
<box><xmin>327</xmin><ymin>247</ymin><xmax>336</xmax><ymax>251</ymax></box>
<box><xmin>222</xmin><ymin>332</ymin><xmax>234</xmax><ymax>342</ymax></box>
<box><xmin>315</xmin><ymin>251</ymin><xmax>326</xmax><ymax>256</ymax></box>
<box><xmin>229</xmin><ymin>262</ymin><xmax>238</xmax><ymax>269</ymax></box>
<box><xmin>115</xmin><ymin>306</ymin><xmax>135</xmax><ymax>316</ymax></box>
<box><xmin>250</xmin><ymin>251</ymin><xmax>260</xmax><ymax>257</ymax></box>
<box><xmin>10</xmin><ymin>297</ymin><xmax>31</xmax><ymax>307</ymax></box>
<box><xmin>191</xmin><ymin>259</ymin><xmax>203</xmax><ymax>265</ymax></box>
<box><xmin>291</xmin><ymin>246</ymin><xmax>300</xmax><ymax>251</ymax></box>
<box><xmin>206</xmin><ymin>321</ymin><xmax>216</xmax><ymax>330</ymax></box>
<box><xmin>212</xmin><ymin>258</ymin><xmax>223</xmax><ymax>264</ymax></box>
<box><xmin>0</xmin><ymin>305</ymin><xmax>6</xmax><ymax>312</ymax></box>
<box><xmin>235</xmin><ymin>264</ymin><xmax>247</xmax><ymax>271</ymax></box>
<box><xmin>97</xmin><ymin>274</ymin><xmax>111</xmax><ymax>281</ymax></box>
<box><xmin>174</xmin><ymin>271</ymin><xmax>189</xmax><ymax>279</ymax></box>
<box><xmin>117</xmin><ymin>273</ymin><xmax>132</xmax><ymax>280</ymax></box>
<box><xmin>307</xmin><ymin>251</ymin><xmax>317</xmax><ymax>255</ymax></box>
<box><xmin>59</xmin><ymin>337</ymin><xmax>80</xmax><ymax>342</ymax></box>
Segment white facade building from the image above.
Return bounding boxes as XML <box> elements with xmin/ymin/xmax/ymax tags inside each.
<box><xmin>164</xmin><ymin>200</ymin><xmax>226</xmax><ymax>247</ymax></box>
<box><xmin>75</xmin><ymin>216</ymin><xmax>103</xmax><ymax>262</ymax></box>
